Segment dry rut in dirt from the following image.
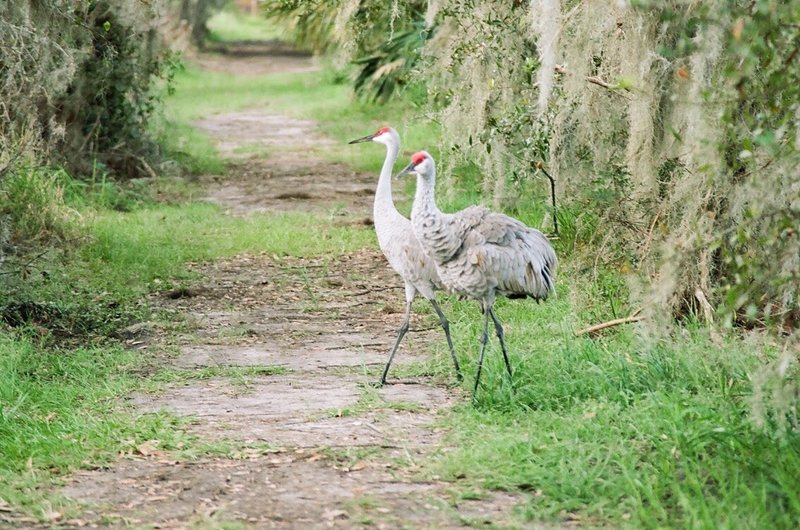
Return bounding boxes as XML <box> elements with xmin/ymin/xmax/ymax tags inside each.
<box><xmin>59</xmin><ymin>48</ymin><xmax>533</xmax><ymax>529</ymax></box>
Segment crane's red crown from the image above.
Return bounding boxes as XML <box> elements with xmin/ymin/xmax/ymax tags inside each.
<box><xmin>411</xmin><ymin>152</ymin><xmax>428</xmax><ymax>166</ymax></box>
<box><xmin>375</xmin><ymin>127</ymin><xmax>391</xmax><ymax>136</ymax></box>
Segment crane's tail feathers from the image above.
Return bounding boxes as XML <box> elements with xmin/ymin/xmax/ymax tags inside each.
<box><xmin>542</xmin><ymin>260</ymin><xmax>556</xmax><ymax>297</ymax></box>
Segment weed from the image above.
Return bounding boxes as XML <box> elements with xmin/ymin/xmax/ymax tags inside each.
<box><xmin>320</xmin><ymin>446</ymin><xmax>382</xmax><ymax>468</ymax></box>
<box><xmin>0</xmin><ymin>166</ymin><xmax>76</xmax><ymax>245</ymax></box>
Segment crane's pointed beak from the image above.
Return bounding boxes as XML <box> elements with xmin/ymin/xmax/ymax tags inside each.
<box><xmin>394</xmin><ymin>161</ymin><xmax>416</xmax><ymax>179</ymax></box>
<box><xmin>348</xmin><ymin>133</ymin><xmax>376</xmax><ymax>144</ymax></box>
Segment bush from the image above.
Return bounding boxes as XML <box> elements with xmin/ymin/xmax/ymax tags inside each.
<box><xmin>262</xmin><ymin>0</ymin><xmax>429</xmax><ymax>101</ymax></box>
<box><xmin>0</xmin><ymin>1</ymin><xmax>174</xmax><ymax>178</ymax></box>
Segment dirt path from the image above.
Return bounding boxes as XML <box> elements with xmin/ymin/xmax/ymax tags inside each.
<box><xmin>58</xmin><ymin>49</ymin><xmax>530</xmax><ymax>529</ymax></box>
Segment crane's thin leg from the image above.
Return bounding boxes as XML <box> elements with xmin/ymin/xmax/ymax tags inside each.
<box><xmin>429</xmin><ymin>298</ymin><xmax>462</xmax><ymax>381</ymax></box>
<box><xmin>489</xmin><ymin>308</ymin><xmax>513</xmax><ymax>380</ymax></box>
<box><xmin>376</xmin><ymin>300</ymin><xmax>412</xmax><ymax>387</ymax></box>
<box><xmin>472</xmin><ymin>309</ymin><xmax>491</xmax><ymax>400</ymax></box>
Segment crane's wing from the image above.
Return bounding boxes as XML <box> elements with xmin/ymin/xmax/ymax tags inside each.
<box><xmin>448</xmin><ymin>206</ymin><xmax>487</xmax><ymax>238</ymax></box>
<box><xmin>463</xmin><ymin>211</ymin><xmax>557</xmax><ymax>299</ymax></box>
<box><xmin>399</xmin><ymin>236</ymin><xmax>444</xmax><ymax>292</ymax></box>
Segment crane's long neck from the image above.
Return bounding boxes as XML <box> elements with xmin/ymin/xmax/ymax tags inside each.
<box><xmin>374</xmin><ymin>140</ymin><xmax>400</xmax><ymax>220</ymax></box>
<box><xmin>412</xmin><ymin>166</ymin><xmax>456</xmax><ymax>263</ymax></box>
<box><xmin>412</xmin><ymin>168</ymin><xmax>441</xmax><ymax>221</ymax></box>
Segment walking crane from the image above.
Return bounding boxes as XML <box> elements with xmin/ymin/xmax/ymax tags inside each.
<box><xmin>397</xmin><ymin>151</ymin><xmax>557</xmax><ymax>398</ymax></box>
<box><xmin>348</xmin><ymin>129</ymin><xmax>462</xmax><ymax>386</ymax></box>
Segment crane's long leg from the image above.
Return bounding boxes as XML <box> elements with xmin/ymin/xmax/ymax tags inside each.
<box><xmin>376</xmin><ymin>300</ymin><xmax>412</xmax><ymax>387</ymax></box>
<box><xmin>489</xmin><ymin>308</ymin><xmax>513</xmax><ymax>380</ymax></box>
<box><xmin>472</xmin><ymin>309</ymin><xmax>491</xmax><ymax>399</ymax></box>
<box><xmin>429</xmin><ymin>298</ymin><xmax>462</xmax><ymax>381</ymax></box>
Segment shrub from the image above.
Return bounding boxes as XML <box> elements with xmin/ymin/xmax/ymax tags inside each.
<box><xmin>0</xmin><ymin>1</ymin><xmax>174</xmax><ymax>178</ymax></box>
<box><xmin>273</xmin><ymin>1</ymin><xmax>799</xmax><ymax>331</ymax></box>
<box><xmin>262</xmin><ymin>0</ymin><xmax>429</xmax><ymax>101</ymax></box>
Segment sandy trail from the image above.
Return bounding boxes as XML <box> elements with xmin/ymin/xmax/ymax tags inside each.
<box><xmin>55</xmin><ymin>46</ymin><xmax>532</xmax><ymax>529</ymax></box>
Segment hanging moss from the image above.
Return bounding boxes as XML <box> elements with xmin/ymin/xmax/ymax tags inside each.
<box><xmin>204</xmin><ymin>0</ymin><xmax>800</xmax><ymax>329</ymax></box>
<box><xmin>419</xmin><ymin>0</ymin><xmax>799</xmax><ymax>330</ymax></box>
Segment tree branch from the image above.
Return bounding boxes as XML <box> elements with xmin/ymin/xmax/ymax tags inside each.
<box><xmin>554</xmin><ymin>65</ymin><xmax>631</xmax><ymax>98</ymax></box>
<box><xmin>535</xmin><ymin>161</ymin><xmax>558</xmax><ymax>236</ymax></box>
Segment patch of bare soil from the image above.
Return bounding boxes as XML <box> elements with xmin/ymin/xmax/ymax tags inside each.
<box><xmin>52</xmin><ymin>45</ymin><xmax>537</xmax><ymax>530</ymax></box>
<box><xmin>196</xmin><ymin>112</ymin><xmax>376</xmax><ymax>216</ymax></box>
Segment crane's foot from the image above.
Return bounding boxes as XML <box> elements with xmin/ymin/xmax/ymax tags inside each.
<box><xmin>471</xmin><ymin>388</ymin><xmax>482</xmax><ymax>405</ymax></box>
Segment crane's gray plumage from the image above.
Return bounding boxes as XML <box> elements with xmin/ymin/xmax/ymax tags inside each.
<box><xmin>398</xmin><ymin>151</ymin><xmax>557</xmax><ymax>397</ymax></box>
<box><xmin>348</xmin><ymin>130</ymin><xmax>461</xmax><ymax>386</ymax></box>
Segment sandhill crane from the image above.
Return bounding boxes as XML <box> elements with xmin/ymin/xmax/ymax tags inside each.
<box><xmin>348</xmin><ymin>128</ymin><xmax>462</xmax><ymax>386</ymax></box>
<box><xmin>397</xmin><ymin>151</ymin><xmax>557</xmax><ymax>398</ymax></box>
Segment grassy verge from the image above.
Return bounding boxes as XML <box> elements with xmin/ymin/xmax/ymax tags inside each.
<box><xmin>0</xmin><ymin>334</ymin><xmax>192</xmax><ymax>515</ymax></box>
<box><xmin>0</xmin><ymin>163</ymin><xmax>373</xmax><ymax>518</ymax></box>
<box><xmin>431</xmin><ymin>297</ymin><xmax>799</xmax><ymax>528</ymax></box>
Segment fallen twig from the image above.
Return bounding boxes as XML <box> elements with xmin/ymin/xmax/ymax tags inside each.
<box><xmin>586</xmin><ymin>75</ymin><xmax>614</xmax><ymax>89</ymax></box>
<box><xmin>134</xmin><ymin>154</ymin><xmax>159</xmax><ymax>180</ymax></box>
<box><xmin>0</xmin><ymin>248</ymin><xmax>50</xmax><ymax>276</ymax></box>
<box><xmin>349</xmin><ymin>285</ymin><xmax>404</xmax><ymax>296</ymax></box>
<box><xmin>575</xmin><ymin>315</ymin><xmax>643</xmax><ymax>337</ymax></box>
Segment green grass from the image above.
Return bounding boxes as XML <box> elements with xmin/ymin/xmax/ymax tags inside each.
<box><xmin>156</xmin><ymin>119</ymin><xmax>225</xmax><ymax>175</ymax></box>
<box><xmin>0</xmin><ymin>167</ymin><xmax>374</xmax><ymax>517</ymax></box>
<box><xmin>422</xmin><ymin>281</ymin><xmax>800</xmax><ymax>529</ymax></box>
<box><xmin>207</xmin><ymin>9</ymin><xmax>284</xmax><ymax>42</ymax></box>
<box><xmin>84</xmin><ymin>203</ymin><xmax>373</xmax><ymax>295</ymax></box>
<box><xmin>0</xmin><ymin>333</ymin><xmax>196</xmax><ymax>516</ymax></box>
<box><xmin>157</xmin><ymin>62</ymin><xmax>440</xmax><ymax>176</ymax></box>
<box><xmin>3</xmin><ymin>200</ymin><xmax>374</xmax><ymax>339</ymax></box>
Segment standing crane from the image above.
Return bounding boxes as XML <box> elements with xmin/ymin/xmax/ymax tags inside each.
<box><xmin>396</xmin><ymin>151</ymin><xmax>557</xmax><ymax>398</ymax></box>
<box><xmin>348</xmin><ymin>128</ymin><xmax>462</xmax><ymax>386</ymax></box>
